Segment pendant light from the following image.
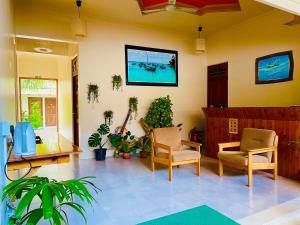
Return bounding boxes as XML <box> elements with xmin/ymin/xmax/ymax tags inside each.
<box><xmin>72</xmin><ymin>0</ymin><xmax>87</xmax><ymax>38</ymax></box>
<box><xmin>196</xmin><ymin>26</ymin><xmax>205</xmax><ymax>53</ymax></box>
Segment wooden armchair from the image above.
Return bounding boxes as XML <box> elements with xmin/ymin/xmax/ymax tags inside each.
<box><xmin>151</xmin><ymin>127</ymin><xmax>201</xmax><ymax>181</ymax></box>
<box><xmin>218</xmin><ymin>128</ymin><xmax>278</xmax><ymax>187</ymax></box>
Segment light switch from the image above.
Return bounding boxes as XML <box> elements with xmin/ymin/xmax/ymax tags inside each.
<box><xmin>229</xmin><ymin>118</ymin><xmax>238</xmax><ymax>134</ymax></box>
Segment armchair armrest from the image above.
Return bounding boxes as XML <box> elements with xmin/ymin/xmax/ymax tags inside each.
<box><xmin>218</xmin><ymin>142</ymin><xmax>241</xmax><ymax>152</ymax></box>
<box><xmin>154</xmin><ymin>142</ymin><xmax>173</xmax><ymax>153</ymax></box>
<box><xmin>181</xmin><ymin>140</ymin><xmax>201</xmax><ymax>151</ymax></box>
<box><xmin>248</xmin><ymin>147</ymin><xmax>275</xmax><ymax>155</ymax></box>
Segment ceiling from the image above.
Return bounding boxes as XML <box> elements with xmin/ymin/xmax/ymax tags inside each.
<box><xmin>15</xmin><ymin>0</ymin><xmax>273</xmax><ymax>35</ymax></box>
<box><xmin>16</xmin><ymin>37</ymin><xmax>77</xmax><ymax>56</ymax></box>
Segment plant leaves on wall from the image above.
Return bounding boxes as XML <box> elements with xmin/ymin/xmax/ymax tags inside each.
<box><xmin>87</xmin><ymin>83</ymin><xmax>99</xmax><ymax>103</ymax></box>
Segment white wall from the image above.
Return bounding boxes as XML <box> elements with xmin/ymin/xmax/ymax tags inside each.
<box><xmin>206</xmin><ymin>10</ymin><xmax>300</xmax><ymax>107</ymax></box>
<box><xmin>17</xmin><ymin>52</ymin><xmax>73</xmax><ymax>141</ymax></box>
<box><xmin>78</xmin><ymin>20</ymin><xmax>207</xmax><ymax>158</ymax></box>
<box><xmin>0</xmin><ymin>0</ymin><xmax>16</xmax><ymax>123</ymax></box>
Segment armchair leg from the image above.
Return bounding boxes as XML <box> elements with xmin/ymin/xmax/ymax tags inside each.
<box><xmin>196</xmin><ymin>159</ymin><xmax>200</xmax><ymax>176</ymax></box>
<box><xmin>273</xmin><ymin>166</ymin><xmax>278</xmax><ymax>180</ymax></box>
<box><xmin>151</xmin><ymin>159</ymin><xmax>155</xmax><ymax>172</ymax></box>
<box><xmin>168</xmin><ymin>165</ymin><xmax>173</xmax><ymax>181</ymax></box>
<box><xmin>219</xmin><ymin>160</ymin><xmax>223</xmax><ymax>176</ymax></box>
<box><xmin>248</xmin><ymin>156</ymin><xmax>253</xmax><ymax>187</ymax></box>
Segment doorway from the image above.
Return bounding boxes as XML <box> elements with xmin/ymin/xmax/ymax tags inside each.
<box><xmin>20</xmin><ymin>78</ymin><xmax>58</xmax><ymax>134</ymax></box>
<box><xmin>72</xmin><ymin>56</ymin><xmax>79</xmax><ymax>147</ymax></box>
<box><xmin>207</xmin><ymin>62</ymin><xmax>228</xmax><ymax>108</ymax></box>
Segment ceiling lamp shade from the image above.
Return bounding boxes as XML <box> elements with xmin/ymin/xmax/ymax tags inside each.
<box><xmin>196</xmin><ymin>26</ymin><xmax>205</xmax><ymax>53</ymax></box>
<box><xmin>138</xmin><ymin>0</ymin><xmax>241</xmax><ymax>15</ymax></box>
<box><xmin>72</xmin><ymin>0</ymin><xmax>87</xmax><ymax>38</ymax></box>
<box><xmin>73</xmin><ymin>17</ymin><xmax>87</xmax><ymax>38</ymax></box>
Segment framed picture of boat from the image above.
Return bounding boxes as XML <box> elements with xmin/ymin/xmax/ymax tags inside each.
<box><xmin>125</xmin><ymin>45</ymin><xmax>178</xmax><ymax>86</ymax></box>
<box><xmin>255</xmin><ymin>51</ymin><xmax>294</xmax><ymax>84</ymax></box>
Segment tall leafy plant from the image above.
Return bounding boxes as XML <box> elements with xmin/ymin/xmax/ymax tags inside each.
<box><xmin>144</xmin><ymin>95</ymin><xmax>173</xmax><ymax>128</ymax></box>
<box><xmin>2</xmin><ymin>176</ymin><xmax>100</xmax><ymax>225</ymax></box>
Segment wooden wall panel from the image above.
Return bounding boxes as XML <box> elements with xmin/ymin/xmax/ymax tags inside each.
<box><xmin>203</xmin><ymin>107</ymin><xmax>300</xmax><ymax>179</ymax></box>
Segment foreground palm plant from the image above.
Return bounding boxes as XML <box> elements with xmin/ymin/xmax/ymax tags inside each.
<box><xmin>2</xmin><ymin>176</ymin><xmax>100</xmax><ymax>225</ymax></box>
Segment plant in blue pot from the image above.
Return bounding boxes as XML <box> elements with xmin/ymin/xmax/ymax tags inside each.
<box><xmin>88</xmin><ymin>123</ymin><xmax>110</xmax><ymax>161</ymax></box>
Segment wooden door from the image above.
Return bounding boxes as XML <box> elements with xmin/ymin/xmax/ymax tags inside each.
<box><xmin>72</xmin><ymin>56</ymin><xmax>79</xmax><ymax>146</ymax></box>
<box><xmin>45</xmin><ymin>98</ymin><xmax>57</xmax><ymax>126</ymax></box>
<box><xmin>207</xmin><ymin>62</ymin><xmax>228</xmax><ymax>108</ymax></box>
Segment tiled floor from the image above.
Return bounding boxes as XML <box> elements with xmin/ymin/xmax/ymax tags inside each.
<box><xmin>30</xmin><ymin>156</ymin><xmax>300</xmax><ymax>225</ymax></box>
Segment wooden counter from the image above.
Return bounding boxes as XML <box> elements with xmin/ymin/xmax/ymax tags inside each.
<box><xmin>8</xmin><ymin>134</ymin><xmax>79</xmax><ymax>171</ymax></box>
<box><xmin>203</xmin><ymin>107</ymin><xmax>300</xmax><ymax>179</ymax></box>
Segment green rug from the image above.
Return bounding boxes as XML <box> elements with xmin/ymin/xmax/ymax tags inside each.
<box><xmin>137</xmin><ymin>205</ymin><xmax>240</xmax><ymax>225</ymax></box>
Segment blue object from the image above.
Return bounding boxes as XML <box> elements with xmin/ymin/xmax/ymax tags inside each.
<box><xmin>0</xmin><ymin>121</ymin><xmax>11</xmax><ymax>225</ymax></box>
<box><xmin>13</xmin><ymin>122</ymin><xmax>36</xmax><ymax>157</ymax></box>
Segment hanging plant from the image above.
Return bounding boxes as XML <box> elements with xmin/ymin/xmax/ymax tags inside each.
<box><xmin>87</xmin><ymin>83</ymin><xmax>99</xmax><ymax>103</ymax></box>
<box><xmin>112</xmin><ymin>74</ymin><xmax>122</xmax><ymax>91</ymax></box>
<box><xmin>104</xmin><ymin>110</ymin><xmax>113</xmax><ymax>125</ymax></box>
<box><xmin>129</xmin><ymin>97</ymin><xmax>138</xmax><ymax>120</ymax></box>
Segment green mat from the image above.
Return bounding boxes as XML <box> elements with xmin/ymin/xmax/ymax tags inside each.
<box><xmin>137</xmin><ymin>205</ymin><xmax>240</xmax><ymax>225</ymax></box>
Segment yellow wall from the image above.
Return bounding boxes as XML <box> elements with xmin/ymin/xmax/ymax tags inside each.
<box><xmin>17</xmin><ymin>52</ymin><xmax>73</xmax><ymax>141</ymax></box>
<box><xmin>206</xmin><ymin>10</ymin><xmax>300</xmax><ymax>107</ymax></box>
<box><xmin>78</xmin><ymin>20</ymin><xmax>207</xmax><ymax>158</ymax></box>
<box><xmin>0</xmin><ymin>0</ymin><xmax>16</xmax><ymax>123</ymax></box>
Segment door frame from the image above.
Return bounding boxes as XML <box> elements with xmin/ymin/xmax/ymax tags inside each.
<box><xmin>19</xmin><ymin>77</ymin><xmax>59</xmax><ymax>131</ymax></box>
<box><xmin>72</xmin><ymin>56</ymin><xmax>79</xmax><ymax>147</ymax></box>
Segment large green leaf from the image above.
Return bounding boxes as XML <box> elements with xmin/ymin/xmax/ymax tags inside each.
<box><xmin>61</xmin><ymin>202</ymin><xmax>87</xmax><ymax>224</ymax></box>
<box><xmin>26</xmin><ymin>208</ymin><xmax>43</xmax><ymax>225</ymax></box>
<box><xmin>42</xmin><ymin>185</ymin><xmax>54</xmax><ymax>219</ymax></box>
<box><xmin>97</xmin><ymin>124</ymin><xmax>110</xmax><ymax>135</ymax></box>
<box><xmin>15</xmin><ymin>185</ymin><xmax>43</xmax><ymax>218</ymax></box>
<box><xmin>88</xmin><ymin>133</ymin><xmax>101</xmax><ymax>148</ymax></box>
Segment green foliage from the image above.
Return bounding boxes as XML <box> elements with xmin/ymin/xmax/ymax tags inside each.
<box><xmin>137</xmin><ymin>136</ymin><xmax>150</xmax><ymax>153</ymax></box>
<box><xmin>144</xmin><ymin>95</ymin><xmax>173</xmax><ymax>128</ymax></box>
<box><xmin>28</xmin><ymin>102</ymin><xmax>43</xmax><ymax>129</ymax></box>
<box><xmin>87</xmin><ymin>83</ymin><xmax>99</xmax><ymax>103</ymax></box>
<box><xmin>88</xmin><ymin>123</ymin><xmax>110</xmax><ymax>149</ymax></box>
<box><xmin>108</xmin><ymin>131</ymin><xmax>137</xmax><ymax>153</ymax></box>
<box><xmin>129</xmin><ymin>97</ymin><xmax>138</xmax><ymax>120</ymax></box>
<box><xmin>2</xmin><ymin>176</ymin><xmax>100</xmax><ymax>225</ymax></box>
<box><xmin>104</xmin><ymin>110</ymin><xmax>113</xmax><ymax>125</ymax></box>
<box><xmin>112</xmin><ymin>74</ymin><xmax>122</xmax><ymax>91</ymax></box>
<box><xmin>21</xmin><ymin>111</ymin><xmax>29</xmax><ymax>122</ymax></box>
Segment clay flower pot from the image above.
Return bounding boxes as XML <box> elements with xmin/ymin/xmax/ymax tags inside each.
<box><xmin>123</xmin><ymin>152</ymin><xmax>131</xmax><ymax>159</ymax></box>
<box><xmin>139</xmin><ymin>151</ymin><xmax>147</xmax><ymax>158</ymax></box>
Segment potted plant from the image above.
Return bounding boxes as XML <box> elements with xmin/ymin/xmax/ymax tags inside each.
<box><xmin>137</xmin><ymin>136</ymin><xmax>150</xmax><ymax>158</ymax></box>
<box><xmin>104</xmin><ymin>110</ymin><xmax>113</xmax><ymax>125</ymax></box>
<box><xmin>87</xmin><ymin>83</ymin><xmax>99</xmax><ymax>103</ymax></box>
<box><xmin>88</xmin><ymin>123</ymin><xmax>110</xmax><ymax>161</ymax></box>
<box><xmin>108</xmin><ymin>133</ymin><xmax>122</xmax><ymax>158</ymax></box>
<box><xmin>121</xmin><ymin>131</ymin><xmax>137</xmax><ymax>159</ymax></box>
<box><xmin>112</xmin><ymin>74</ymin><xmax>122</xmax><ymax>91</ymax></box>
<box><xmin>1</xmin><ymin>176</ymin><xmax>99</xmax><ymax>225</ymax></box>
<box><xmin>129</xmin><ymin>97</ymin><xmax>138</xmax><ymax>120</ymax></box>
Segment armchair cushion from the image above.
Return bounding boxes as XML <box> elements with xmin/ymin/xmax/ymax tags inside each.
<box><xmin>157</xmin><ymin>150</ymin><xmax>201</xmax><ymax>162</ymax></box>
<box><xmin>240</xmin><ymin>128</ymin><xmax>276</xmax><ymax>162</ymax></box>
<box><xmin>218</xmin><ymin>151</ymin><xmax>269</xmax><ymax>166</ymax></box>
<box><xmin>152</xmin><ymin>127</ymin><xmax>182</xmax><ymax>154</ymax></box>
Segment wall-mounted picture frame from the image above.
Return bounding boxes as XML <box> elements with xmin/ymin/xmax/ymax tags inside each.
<box><xmin>255</xmin><ymin>50</ymin><xmax>294</xmax><ymax>84</ymax></box>
<box><xmin>125</xmin><ymin>45</ymin><xmax>178</xmax><ymax>86</ymax></box>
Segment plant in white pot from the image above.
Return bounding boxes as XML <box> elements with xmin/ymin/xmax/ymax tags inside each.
<box><xmin>88</xmin><ymin>123</ymin><xmax>110</xmax><ymax>161</ymax></box>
